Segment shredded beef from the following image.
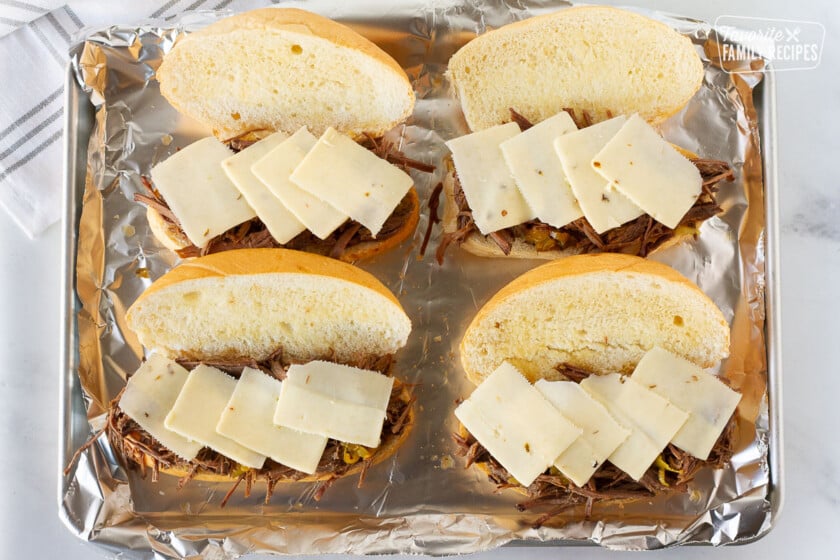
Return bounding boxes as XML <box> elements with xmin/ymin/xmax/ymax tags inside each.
<box><xmin>454</xmin><ymin>421</ymin><xmax>736</xmax><ymax>528</ymax></box>
<box><xmin>175</xmin><ymin>351</ymin><xmax>394</xmax><ymax>380</ymax></box>
<box><xmin>136</xmin><ymin>135</ymin><xmax>432</xmax><ymax>260</ymax></box>
<box><xmin>419</xmin><ymin>182</ymin><xmax>444</xmax><ymax>258</ymax></box>
<box><xmin>437</xmin><ymin>157</ymin><xmax>731</xmax><ymax>261</ymax></box>
<box><xmin>104</xmin><ymin>352</ymin><xmax>409</xmax><ymax>505</ymax></box>
<box><xmin>171</xmin><ymin>191</ymin><xmax>417</xmax><ymax>260</ymax></box>
<box><xmin>452</xmin><ymin>363</ymin><xmax>737</xmax><ymax>528</ymax></box>
<box><xmin>509</xmin><ymin>108</ymin><xmax>534</xmax><ymax>131</ymax></box>
<box><xmin>434</xmin><ymin>109</ymin><xmax>735</xmax><ymax>262</ymax></box>
<box><xmin>553</xmin><ymin>363</ymin><xmax>595</xmax><ymax>383</ymax></box>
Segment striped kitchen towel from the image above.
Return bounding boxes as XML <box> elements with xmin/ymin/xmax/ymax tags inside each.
<box><xmin>0</xmin><ymin>3</ymin><xmax>80</xmax><ymax>237</ymax></box>
<box><xmin>0</xmin><ymin>0</ymin><xmax>270</xmax><ymax>238</ymax></box>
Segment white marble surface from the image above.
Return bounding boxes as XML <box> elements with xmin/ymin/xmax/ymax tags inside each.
<box><xmin>1</xmin><ymin>0</ymin><xmax>838</xmax><ymax>558</ymax></box>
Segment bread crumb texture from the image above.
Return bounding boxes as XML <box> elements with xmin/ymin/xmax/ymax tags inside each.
<box><xmin>460</xmin><ymin>256</ymin><xmax>729</xmax><ymax>385</ymax></box>
<box><xmin>448</xmin><ymin>6</ymin><xmax>703</xmax><ymax>131</ymax></box>
<box><xmin>157</xmin><ymin>8</ymin><xmax>413</xmax><ymax>139</ymax></box>
<box><xmin>129</xmin><ymin>273</ymin><xmax>410</xmax><ymax>362</ymax></box>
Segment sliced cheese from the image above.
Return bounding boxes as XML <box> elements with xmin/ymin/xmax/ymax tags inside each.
<box><xmin>282</xmin><ymin>361</ymin><xmax>394</xmax><ymax>410</ymax></box>
<box><xmin>592</xmin><ymin>114</ymin><xmax>702</xmax><ymax>229</ymax></box>
<box><xmin>289</xmin><ymin>128</ymin><xmax>413</xmax><ymax>237</ymax></box>
<box><xmin>252</xmin><ymin>128</ymin><xmax>348</xmax><ymax>240</ymax></box>
<box><xmin>500</xmin><ymin>111</ymin><xmax>583</xmax><ymax>228</ymax></box>
<box><xmin>221</xmin><ymin>132</ymin><xmax>306</xmax><ymax>244</ymax></box>
<box><xmin>216</xmin><ymin>368</ymin><xmax>327</xmax><ymax>474</ymax></box>
<box><xmin>118</xmin><ymin>354</ymin><xmax>203</xmax><ymax>460</ymax></box>
<box><xmin>581</xmin><ymin>373</ymin><xmax>688</xmax><ymax>480</ymax></box>
<box><xmin>164</xmin><ymin>365</ymin><xmax>266</xmax><ymax>469</ymax></box>
<box><xmin>445</xmin><ymin>123</ymin><xmax>535</xmax><ymax>234</ymax></box>
<box><xmin>631</xmin><ymin>346</ymin><xmax>741</xmax><ymax>460</ymax></box>
<box><xmin>454</xmin><ymin>362</ymin><xmax>581</xmax><ymax>487</ymax></box>
<box><xmin>535</xmin><ymin>380</ymin><xmax>630</xmax><ymax>487</ymax></box>
<box><xmin>150</xmin><ymin>137</ymin><xmax>256</xmax><ymax>248</ymax></box>
<box><xmin>554</xmin><ymin>116</ymin><xmax>644</xmax><ymax>234</ymax></box>
<box><xmin>273</xmin><ymin>361</ymin><xmax>395</xmax><ymax>448</ymax></box>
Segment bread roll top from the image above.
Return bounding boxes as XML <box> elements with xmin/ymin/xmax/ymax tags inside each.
<box><xmin>460</xmin><ymin>254</ymin><xmax>730</xmax><ymax>385</ymax></box>
<box><xmin>447</xmin><ymin>6</ymin><xmax>704</xmax><ymax>131</ymax></box>
<box><xmin>126</xmin><ymin>249</ymin><xmax>411</xmax><ymax>362</ymax></box>
<box><xmin>157</xmin><ymin>8</ymin><xmax>414</xmax><ymax>139</ymax></box>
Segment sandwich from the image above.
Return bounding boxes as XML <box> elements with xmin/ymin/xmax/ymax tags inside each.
<box><xmin>452</xmin><ymin>254</ymin><xmax>741</xmax><ymax>523</ymax></box>
<box><xmin>135</xmin><ymin>8</ymin><xmax>432</xmax><ymax>262</ymax></box>
<box><xmin>101</xmin><ymin>249</ymin><xmax>415</xmax><ymax>502</ymax></box>
<box><xmin>436</xmin><ymin>7</ymin><xmax>734</xmax><ymax>262</ymax></box>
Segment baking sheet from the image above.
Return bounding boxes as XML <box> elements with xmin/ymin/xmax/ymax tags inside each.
<box><xmin>58</xmin><ymin>1</ymin><xmax>782</xmax><ymax>556</ymax></box>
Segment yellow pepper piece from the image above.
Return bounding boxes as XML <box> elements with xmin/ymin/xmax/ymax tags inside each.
<box><xmin>342</xmin><ymin>444</ymin><xmax>372</xmax><ymax>465</ymax></box>
<box><xmin>230</xmin><ymin>464</ymin><xmax>250</xmax><ymax>478</ymax></box>
<box><xmin>655</xmin><ymin>455</ymin><xmax>681</xmax><ymax>487</ymax></box>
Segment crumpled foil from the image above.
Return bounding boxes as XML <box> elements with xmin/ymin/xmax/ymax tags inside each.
<box><xmin>60</xmin><ymin>1</ymin><xmax>779</xmax><ymax>557</ymax></box>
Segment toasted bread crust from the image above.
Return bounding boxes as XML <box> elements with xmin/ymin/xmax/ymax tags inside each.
<box><xmin>146</xmin><ymin>207</ymin><xmax>191</xmax><ymax>252</ymax></box>
<box><xmin>128</xmin><ymin>248</ymin><xmax>404</xmax><ymax>311</ymax></box>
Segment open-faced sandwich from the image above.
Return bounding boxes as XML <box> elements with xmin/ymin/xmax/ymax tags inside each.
<box><xmin>452</xmin><ymin>254</ymin><xmax>741</xmax><ymax>524</ymax></box>
<box><xmin>136</xmin><ymin>8</ymin><xmax>433</xmax><ymax>262</ymax></box>
<box><xmin>437</xmin><ymin>6</ymin><xmax>734</xmax><ymax>262</ymax></box>
<box><xmin>96</xmin><ymin>249</ymin><xmax>415</xmax><ymax>502</ymax></box>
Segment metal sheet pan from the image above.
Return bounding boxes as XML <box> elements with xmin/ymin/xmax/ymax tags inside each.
<box><xmin>58</xmin><ymin>1</ymin><xmax>782</xmax><ymax>556</ymax></box>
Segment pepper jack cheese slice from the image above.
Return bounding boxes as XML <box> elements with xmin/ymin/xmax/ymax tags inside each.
<box><xmin>591</xmin><ymin>114</ymin><xmax>702</xmax><ymax>229</ymax></box>
<box><xmin>273</xmin><ymin>361</ymin><xmax>395</xmax><ymax>448</ymax></box>
<box><xmin>631</xmin><ymin>347</ymin><xmax>741</xmax><ymax>460</ymax></box>
<box><xmin>150</xmin><ymin>137</ymin><xmax>256</xmax><ymax>248</ymax></box>
<box><xmin>455</xmin><ymin>362</ymin><xmax>582</xmax><ymax>487</ymax></box>
<box><xmin>165</xmin><ymin>365</ymin><xmax>266</xmax><ymax>469</ymax></box>
<box><xmin>581</xmin><ymin>373</ymin><xmax>688</xmax><ymax>481</ymax></box>
<box><xmin>554</xmin><ymin>116</ymin><xmax>644</xmax><ymax>234</ymax></box>
<box><xmin>221</xmin><ymin>132</ymin><xmax>307</xmax><ymax>244</ymax></box>
<box><xmin>252</xmin><ymin>128</ymin><xmax>348</xmax><ymax>240</ymax></box>
<box><xmin>446</xmin><ymin>123</ymin><xmax>535</xmax><ymax>234</ymax></box>
<box><xmin>500</xmin><ymin>111</ymin><xmax>583</xmax><ymax>229</ymax></box>
<box><xmin>217</xmin><ymin>368</ymin><xmax>328</xmax><ymax>474</ymax></box>
<box><xmin>535</xmin><ymin>380</ymin><xmax>631</xmax><ymax>487</ymax></box>
<box><xmin>290</xmin><ymin>127</ymin><xmax>413</xmax><ymax>237</ymax></box>
<box><xmin>118</xmin><ymin>354</ymin><xmax>203</xmax><ymax>460</ymax></box>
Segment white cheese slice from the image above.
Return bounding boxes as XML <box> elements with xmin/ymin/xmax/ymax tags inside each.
<box><xmin>445</xmin><ymin>123</ymin><xmax>535</xmax><ymax>234</ymax></box>
<box><xmin>289</xmin><ymin>128</ymin><xmax>413</xmax><ymax>237</ymax></box>
<box><xmin>535</xmin><ymin>380</ymin><xmax>631</xmax><ymax>487</ymax></box>
<box><xmin>591</xmin><ymin>114</ymin><xmax>702</xmax><ymax>229</ymax></box>
<box><xmin>282</xmin><ymin>361</ymin><xmax>394</xmax><ymax>410</ymax></box>
<box><xmin>252</xmin><ymin>128</ymin><xmax>348</xmax><ymax>240</ymax></box>
<box><xmin>164</xmin><ymin>365</ymin><xmax>266</xmax><ymax>469</ymax></box>
<box><xmin>631</xmin><ymin>347</ymin><xmax>741</xmax><ymax>459</ymax></box>
<box><xmin>500</xmin><ymin>111</ymin><xmax>583</xmax><ymax>228</ymax></box>
<box><xmin>581</xmin><ymin>373</ymin><xmax>688</xmax><ymax>480</ymax></box>
<box><xmin>118</xmin><ymin>354</ymin><xmax>203</xmax><ymax>460</ymax></box>
<box><xmin>150</xmin><ymin>137</ymin><xmax>256</xmax><ymax>248</ymax></box>
<box><xmin>216</xmin><ymin>368</ymin><xmax>328</xmax><ymax>474</ymax></box>
<box><xmin>454</xmin><ymin>362</ymin><xmax>582</xmax><ymax>487</ymax></box>
<box><xmin>273</xmin><ymin>361</ymin><xmax>395</xmax><ymax>448</ymax></box>
<box><xmin>221</xmin><ymin>132</ymin><xmax>307</xmax><ymax>244</ymax></box>
<box><xmin>554</xmin><ymin>116</ymin><xmax>644</xmax><ymax>234</ymax></box>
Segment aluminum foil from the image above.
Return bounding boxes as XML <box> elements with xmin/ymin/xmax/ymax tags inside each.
<box><xmin>60</xmin><ymin>1</ymin><xmax>778</xmax><ymax>556</ymax></box>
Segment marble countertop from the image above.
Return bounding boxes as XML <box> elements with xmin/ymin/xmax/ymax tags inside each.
<box><xmin>1</xmin><ymin>0</ymin><xmax>837</xmax><ymax>558</ymax></box>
